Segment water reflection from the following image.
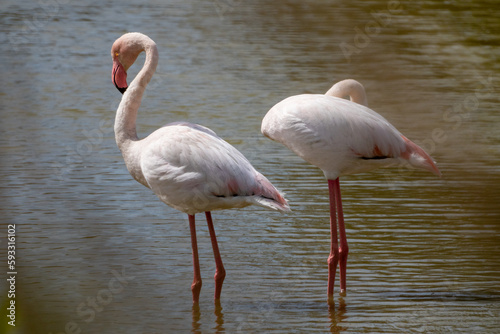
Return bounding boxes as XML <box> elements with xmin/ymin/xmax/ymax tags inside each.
<box><xmin>214</xmin><ymin>301</ymin><xmax>225</xmax><ymax>332</ymax></box>
<box><xmin>191</xmin><ymin>303</ymin><xmax>201</xmax><ymax>333</ymax></box>
<box><xmin>329</xmin><ymin>297</ymin><xmax>348</xmax><ymax>333</ymax></box>
<box><xmin>191</xmin><ymin>294</ymin><xmax>225</xmax><ymax>332</ymax></box>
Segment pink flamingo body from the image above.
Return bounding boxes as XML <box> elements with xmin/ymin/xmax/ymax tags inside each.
<box><xmin>261</xmin><ymin>79</ymin><xmax>440</xmax><ymax>304</ymax></box>
<box><xmin>111</xmin><ymin>32</ymin><xmax>289</xmax><ymax>304</ymax></box>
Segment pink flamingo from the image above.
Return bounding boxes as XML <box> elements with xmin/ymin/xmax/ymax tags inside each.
<box><xmin>111</xmin><ymin>32</ymin><xmax>289</xmax><ymax>304</ymax></box>
<box><xmin>261</xmin><ymin>79</ymin><xmax>440</xmax><ymax>304</ymax></box>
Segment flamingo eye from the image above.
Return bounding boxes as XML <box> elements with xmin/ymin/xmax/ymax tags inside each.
<box><xmin>115</xmin><ymin>52</ymin><xmax>119</xmax><ymax>57</ymax></box>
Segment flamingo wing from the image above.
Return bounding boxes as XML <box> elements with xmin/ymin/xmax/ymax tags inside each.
<box><xmin>140</xmin><ymin>122</ymin><xmax>288</xmax><ymax>214</ymax></box>
<box><xmin>262</xmin><ymin>94</ymin><xmax>408</xmax><ymax>176</ymax></box>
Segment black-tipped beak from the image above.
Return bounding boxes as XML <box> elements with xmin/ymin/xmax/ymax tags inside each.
<box><xmin>112</xmin><ymin>60</ymin><xmax>128</xmax><ymax>95</ymax></box>
<box><xmin>116</xmin><ymin>85</ymin><xmax>127</xmax><ymax>94</ymax></box>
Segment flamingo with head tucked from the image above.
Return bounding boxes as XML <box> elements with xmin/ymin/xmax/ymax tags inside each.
<box><xmin>110</xmin><ymin>32</ymin><xmax>289</xmax><ymax>304</ymax></box>
<box><xmin>261</xmin><ymin>79</ymin><xmax>440</xmax><ymax>305</ymax></box>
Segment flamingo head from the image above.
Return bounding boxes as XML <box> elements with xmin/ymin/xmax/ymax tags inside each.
<box><xmin>111</xmin><ymin>33</ymin><xmax>149</xmax><ymax>94</ymax></box>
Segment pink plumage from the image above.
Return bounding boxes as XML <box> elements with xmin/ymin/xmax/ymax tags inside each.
<box><xmin>262</xmin><ymin>91</ymin><xmax>440</xmax><ymax>180</ymax></box>
<box><xmin>261</xmin><ymin>79</ymin><xmax>440</xmax><ymax>304</ymax></box>
<box><xmin>138</xmin><ymin>121</ymin><xmax>288</xmax><ymax>214</ymax></box>
<box><xmin>111</xmin><ymin>32</ymin><xmax>289</xmax><ymax>305</ymax></box>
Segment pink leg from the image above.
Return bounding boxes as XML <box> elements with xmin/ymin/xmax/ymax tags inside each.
<box><xmin>333</xmin><ymin>178</ymin><xmax>349</xmax><ymax>296</ymax></box>
<box><xmin>188</xmin><ymin>214</ymin><xmax>202</xmax><ymax>304</ymax></box>
<box><xmin>327</xmin><ymin>179</ymin><xmax>339</xmax><ymax>305</ymax></box>
<box><xmin>205</xmin><ymin>211</ymin><xmax>226</xmax><ymax>302</ymax></box>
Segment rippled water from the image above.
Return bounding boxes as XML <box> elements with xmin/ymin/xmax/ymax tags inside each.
<box><xmin>1</xmin><ymin>0</ymin><xmax>499</xmax><ymax>333</ymax></box>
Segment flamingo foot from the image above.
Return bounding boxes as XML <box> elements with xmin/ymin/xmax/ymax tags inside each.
<box><xmin>214</xmin><ymin>267</ymin><xmax>226</xmax><ymax>301</ymax></box>
<box><xmin>327</xmin><ymin>251</ymin><xmax>339</xmax><ymax>305</ymax></box>
<box><xmin>191</xmin><ymin>279</ymin><xmax>202</xmax><ymax>304</ymax></box>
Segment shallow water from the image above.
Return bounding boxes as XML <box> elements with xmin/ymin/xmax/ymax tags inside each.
<box><xmin>1</xmin><ymin>0</ymin><xmax>499</xmax><ymax>333</ymax></box>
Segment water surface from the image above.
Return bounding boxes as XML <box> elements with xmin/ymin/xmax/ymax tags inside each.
<box><xmin>1</xmin><ymin>0</ymin><xmax>499</xmax><ymax>333</ymax></box>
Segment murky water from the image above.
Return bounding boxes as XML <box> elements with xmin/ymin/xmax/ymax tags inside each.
<box><xmin>1</xmin><ymin>0</ymin><xmax>499</xmax><ymax>333</ymax></box>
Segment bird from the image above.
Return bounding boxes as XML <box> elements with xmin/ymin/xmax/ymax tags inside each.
<box><xmin>261</xmin><ymin>79</ymin><xmax>440</xmax><ymax>305</ymax></box>
<box><xmin>110</xmin><ymin>32</ymin><xmax>289</xmax><ymax>305</ymax></box>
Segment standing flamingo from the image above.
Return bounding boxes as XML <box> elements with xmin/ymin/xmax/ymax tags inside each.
<box><xmin>110</xmin><ymin>32</ymin><xmax>289</xmax><ymax>304</ymax></box>
<box><xmin>261</xmin><ymin>79</ymin><xmax>440</xmax><ymax>305</ymax></box>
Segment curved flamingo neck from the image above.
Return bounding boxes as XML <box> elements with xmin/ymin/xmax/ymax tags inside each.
<box><xmin>325</xmin><ymin>79</ymin><xmax>368</xmax><ymax>107</ymax></box>
<box><xmin>114</xmin><ymin>40</ymin><xmax>159</xmax><ymax>150</ymax></box>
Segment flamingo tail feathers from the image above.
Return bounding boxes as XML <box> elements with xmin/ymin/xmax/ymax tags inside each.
<box><xmin>401</xmin><ymin>136</ymin><xmax>441</xmax><ymax>177</ymax></box>
<box><xmin>251</xmin><ymin>173</ymin><xmax>290</xmax><ymax>212</ymax></box>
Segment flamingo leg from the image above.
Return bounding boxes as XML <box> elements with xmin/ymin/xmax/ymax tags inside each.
<box><xmin>333</xmin><ymin>178</ymin><xmax>349</xmax><ymax>296</ymax></box>
<box><xmin>327</xmin><ymin>179</ymin><xmax>339</xmax><ymax>305</ymax></box>
<box><xmin>188</xmin><ymin>214</ymin><xmax>202</xmax><ymax>304</ymax></box>
<box><xmin>205</xmin><ymin>211</ymin><xmax>226</xmax><ymax>302</ymax></box>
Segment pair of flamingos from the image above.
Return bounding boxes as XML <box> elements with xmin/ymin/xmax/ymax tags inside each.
<box><xmin>110</xmin><ymin>33</ymin><xmax>440</xmax><ymax>306</ymax></box>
